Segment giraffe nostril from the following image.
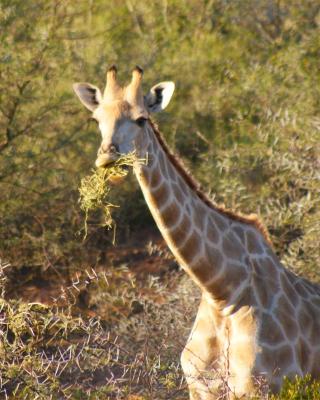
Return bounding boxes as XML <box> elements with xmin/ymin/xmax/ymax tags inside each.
<box><xmin>109</xmin><ymin>144</ymin><xmax>117</xmax><ymax>153</ymax></box>
<box><xmin>100</xmin><ymin>143</ymin><xmax>118</xmax><ymax>154</ymax></box>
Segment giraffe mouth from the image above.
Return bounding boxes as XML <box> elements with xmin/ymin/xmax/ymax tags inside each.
<box><xmin>95</xmin><ymin>153</ymin><xmax>119</xmax><ymax>168</ymax></box>
<box><xmin>107</xmin><ymin>164</ymin><xmax>129</xmax><ymax>185</ymax></box>
<box><xmin>95</xmin><ymin>154</ymin><xmax>129</xmax><ymax>185</ymax></box>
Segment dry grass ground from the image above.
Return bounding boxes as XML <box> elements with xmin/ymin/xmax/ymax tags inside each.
<box><xmin>2</xmin><ymin>233</ymin><xmax>320</xmax><ymax>399</ymax></box>
<box><xmin>0</xmin><ymin>234</ymin><xmax>197</xmax><ymax>399</ymax></box>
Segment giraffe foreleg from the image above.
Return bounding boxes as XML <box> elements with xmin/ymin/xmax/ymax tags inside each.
<box><xmin>181</xmin><ymin>295</ymin><xmax>221</xmax><ymax>400</ymax></box>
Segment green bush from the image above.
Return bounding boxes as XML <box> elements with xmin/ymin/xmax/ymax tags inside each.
<box><xmin>271</xmin><ymin>375</ymin><xmax>320</xmax><ymax>400</ymax></box>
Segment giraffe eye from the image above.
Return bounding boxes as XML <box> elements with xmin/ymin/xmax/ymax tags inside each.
<box><xmin>135</xmin><ymin>117</ymin><xmax>147</xmax><ymax>127</ymax></box>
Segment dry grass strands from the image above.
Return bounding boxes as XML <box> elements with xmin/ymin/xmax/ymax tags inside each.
<box><xmin>79</xmin><ymin>152</ymin><xmax>141</xmax><ymax>237</ymax></box>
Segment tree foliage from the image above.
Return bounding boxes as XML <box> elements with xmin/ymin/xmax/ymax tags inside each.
<box><xmin>1</xmin><ymin>0</ymin><xmax>319</xmax><ymax>277</ymax></box>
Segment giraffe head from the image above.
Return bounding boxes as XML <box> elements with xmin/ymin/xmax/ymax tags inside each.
<box><xmin>73</xmin><ymin>66</ymin><xmax>175</xmax><ymax>168</ymax></box>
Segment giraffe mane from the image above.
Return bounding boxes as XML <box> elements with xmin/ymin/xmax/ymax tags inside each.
<box><xmin>149</xmin><ymin>119</ymin><xmax>272</xmax><ymax>245</ymax></box>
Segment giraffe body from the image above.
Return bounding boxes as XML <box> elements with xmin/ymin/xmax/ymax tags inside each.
<box><xmin>73</xmin><ymin>67</ymin><xmax>320</xmax><ymax>399</ymax></box>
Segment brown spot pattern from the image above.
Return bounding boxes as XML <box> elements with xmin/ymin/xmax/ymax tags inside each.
<box><xmin>246</xmin><ymin>230</ymin><xmax>263</xmax><ymax>254</ymax></box>
<box><xmin>307</xmin><ymin>308</ymin><xmax>320</xmax><ymax>344</ymax></box>
<box><xmin>152</xmin><ymin>183</ymin><xmax>170</xmax><ymax>207</ymax></box>
<box><xmin>312</xmin><ymin>297</ymin><xmax>320</xmax><ymax>308</ymax></box>
<box><xmin>191</xmin><ymin>256</ymin><xmax>215</xmax><ymax>283</ymax></box>
<box><xmin>278</xmin><ymin>294</ymin><xmax>295</xmax><ymax>315</ymax></box>
<box><xmin>193</xmin><ymin>203</ymin><xmax>206</xmax><ymax>232</ymax></box>
<box><xmin>213</xmin><ymin>211</ymin><xmax>228</xmax><ymax>231</ymax></box>
<box><xmin>224</xmin><ymin>262</ymin><xmax>248</xmax><ymax>285</ymax></box>
<box><xmin>300</xmin><ymin>301</ymin><xmax>320</xmax><ymax>345</ymax></box>
<box><xmin>260</xmin><ymin>345</ymin><xmax>293</xmax><ymax>372</ymax></box>
<box><xmin>204</xmin><ymin>244</ymin><xmax>223</xmax><ymax>270</ymax></box>
<box><xmin>206</xmin><ymin>218</ymin><xmax>219</xmax><ymax>244</ymax></box>
<box><xmin>311</xmin><ymin>351</ymin><xmax>320</xmax><ymax>377</ymax></box>
<box><xmin>158</xmin><ymin>151</ymin><xmax>169</xmax><ymax>179</ymax></box>
<box><xmin>235</xmin><ymin>287</ymin><xmax>257</xmax><ymax>310</ymax></box>
<box><xmin>234</xmin><ymin>225</ymin><xmax>245</xmax><ymax>244</ymax></box>
<box><xmin>150</xmin><ymin>136</ymin><xmax>158</xmax><ymax>154</ymax></box>
<box><xmin>170</xmin><ymin>214</ymin><xmax>192</xmax><ymax>247</ymax></box>
<box><xmin>207</xmin><ymin>262</ymin><xmax>248</xmax><ymax>300</ymax></box>
<box><xmin>260</xmin><ymin>257</ymin><xmax>279</xmax><ymax>282</ymax></box>
<box><xmin>252</xmin><ymin>259</ymin><xmax>265</xmax><ymax>277</ymax></box>
<box><xmin>294</xmin><ymin>280</ymin><xmax>310</xmax><ymax>299</ymax></box>
<box><xmin>299</xmin><ymin>308</ymin><xmax>313</xmax><ymax>340</ymax></box>
<box><xmin>304</xmin><ymin>279</ymin><xmax>320</xmax><ymax>295</ymax></box>
<box><xmin>166</xmin><ymin>159</ymin><xmax>178</xmax><ymax>182</ymax></box>
<box><xmin>266</xmin><ymin>248</ymin><xmax>281</xmax><ymax>267</ymax></box>
<box><xmin>161</xmin><ymin>200</ymin><xmax>180</xmax><ymax>227</ymax></box>
<box><xmin>206</xmin><ymin>274</ymin><xmax>229</xmax><ymax>301</ymax></box>
<box><xmin>222</xmin><ymin>233</ymin><xmax>244</xmax><ymax>260</ymax></box>
<box><xmin>259</xmin><ymin>313</ymin><xmax>285</xmax><ymax>345</ymax></box>
<box><xmin>179</xmin><ymin>231</ymin><xmax>201</xmax><ymax>264</ymax></box>
<box><xmin>296</xmin><ymin>337</ymin><xmax>311</xmax><ymax>372</ymax></box>
<box><xmin>276</xmin><ymin>296</ymin><xmax>298</xmax><ymax>341</ymax></box>
<box><xmin>150</xmin><ymin>167</ymin><xmax>162</xmax><ymax>188</ymax></box>
<box><xmin>280</xmin><ymin>273</ymin><xmax>298</xmax><ymax>307</ymax></box>
<box><xmin>172</xmin><ymin>183</ymin><xmax>185</xmax><ymax>205</ymax></box>
<box><xmin>252</xmin><ymin>273</ymin><xmax>272</xmax><ymax>309</ymax></box>
<box><xmin>178</xmin><ymin>176</ymin><xmax>189</xmax><ymax>196</ymax></box>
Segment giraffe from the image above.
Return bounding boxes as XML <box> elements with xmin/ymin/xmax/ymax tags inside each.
<box><xmin>73</xmin><ymin>66</ymin><xmax>320</xmax><ymax>399</ymax></box>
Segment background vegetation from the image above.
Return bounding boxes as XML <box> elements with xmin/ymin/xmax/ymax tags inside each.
<box><xmin>0</xmin><ymin>0</ymin><xmax>319</xmax><ymax>398</ymax></box>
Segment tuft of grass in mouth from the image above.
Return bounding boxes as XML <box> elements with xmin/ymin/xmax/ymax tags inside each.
<box><xmin>78</xmin><ymin>152</ymin><xmax>141</xmax><ymax>238</ymax></box>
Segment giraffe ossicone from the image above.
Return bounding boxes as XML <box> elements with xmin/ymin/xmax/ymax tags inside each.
<box><xmin>73</xmin><ymin>66</ymin><xmax>320</xmax><ymax>399</ymax></box>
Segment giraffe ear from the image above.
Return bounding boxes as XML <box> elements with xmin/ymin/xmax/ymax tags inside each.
<box><xmin>145</xmin><ymin>81</ymin><xmax>175</xmax><ymax>113</ymax></box>
<box><xmin>73</xmin><ymin>83</ymin><xmax>102</xmax><ymax>112</ymax></box>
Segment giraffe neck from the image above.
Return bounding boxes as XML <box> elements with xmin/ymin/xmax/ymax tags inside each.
<box><xmin>133</xmin><ymin>121</ymin><xmax>263</xmax><ymax>306</ymax></box>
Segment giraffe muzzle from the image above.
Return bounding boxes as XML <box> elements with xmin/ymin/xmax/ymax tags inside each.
<box><xmin>95</xmin><ymin>144</ymin><xmax>119</xmax><ymax>168</ymax></box>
